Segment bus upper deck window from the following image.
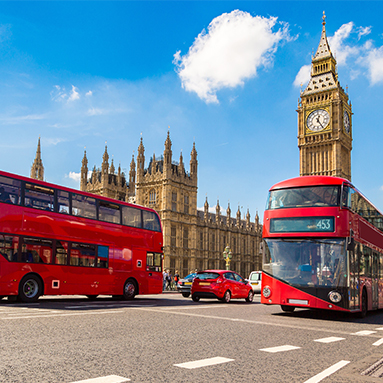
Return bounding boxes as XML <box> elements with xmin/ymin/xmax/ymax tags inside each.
<box><xmin>0</xmin><ymin>176</ymin><xmax>21</xmax><ymax>205</ymax></box>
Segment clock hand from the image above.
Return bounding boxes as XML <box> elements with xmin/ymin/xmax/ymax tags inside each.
<box><xmin>316</xmin><ymin>116</ymin><xmax>324</xmax><ymax>129</ymax></box>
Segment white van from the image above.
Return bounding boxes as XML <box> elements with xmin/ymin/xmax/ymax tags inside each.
<box><xmin>248</xmin><ymin>271</ymin><xmax>262</xmax><ymax>293</ymax></box>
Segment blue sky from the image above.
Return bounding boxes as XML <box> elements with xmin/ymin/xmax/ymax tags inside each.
<box><xmin>1</xmin><ymin>1</ymin><xmax>383</xmax><ymax>222</ymax></box>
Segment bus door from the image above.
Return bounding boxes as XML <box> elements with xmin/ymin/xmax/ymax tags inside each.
<box><xmin>348</xmin><ymin>245</ymin><xmax>359</xmax><ymax>310</ymax></box>
<box><xmin>372</xmin><ymin>252</ymin><xmax>379</xmax><ymax>309</ymax></box>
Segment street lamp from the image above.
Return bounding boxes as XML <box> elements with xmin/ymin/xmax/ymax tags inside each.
<box><xmin>223</xmin><ymin>245</ymin><xmax>232</xmax><ymax>270</ymax></box>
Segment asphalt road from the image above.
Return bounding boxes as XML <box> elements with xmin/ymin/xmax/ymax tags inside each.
<box><xmin>1</xmin><ymin>293</ymin><xmax>383</xmax><ymax>383</ymax></box>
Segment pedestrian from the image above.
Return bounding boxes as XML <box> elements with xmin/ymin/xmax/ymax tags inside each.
<box><xmin>163</xmin><ymin>269</ymin><xmax>168</xmax><ymax>291</ymax></box>
<box><xmin>174</xmin><ymin>270</ymin><xmax>180</xmax><ymax>289</ymax></box>
<box><xmin>166</xmin><ymin>270</ymin><xmax>172</xmax><ymax>290</ymax></box>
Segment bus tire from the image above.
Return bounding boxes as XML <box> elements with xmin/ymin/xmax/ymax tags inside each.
<box><xmin>281</xmin><ymin>305</ymin><xmax>295</xmax><ymax>312</ymax></box>
<box><xmin>18</xmin><ymin>274</ymin><xmax>43</xmax><ymax>303</ymax></box>
<box><xmin>86</xmin><ymin>295</ymin><xmax>98</xmax><ymax>300</ymax></box>
<box><xmin>123</xmin><ymin>279</ymin><xmax>137</xmax><ymax>300</ymax></box>
<box><xmin>358</xmin><ymin>289</ymin><xmax>368</xmax><ymax>318</ymax></box>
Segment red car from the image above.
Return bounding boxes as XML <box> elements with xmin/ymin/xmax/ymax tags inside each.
<box><xmin>190</xmin><ymin>270</ymin><xmax>254</xmax><ymax>303</ymax></box>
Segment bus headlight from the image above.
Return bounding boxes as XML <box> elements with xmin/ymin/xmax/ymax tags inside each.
<box><xmin>263</xmin><ymin>285</ymin><xmax>272</xmax><ymax>298</ymax></box>
<box><xmin>328</xmin><ymin>291</ymin><xmax>342</xmax><ymax>303</ymax></box>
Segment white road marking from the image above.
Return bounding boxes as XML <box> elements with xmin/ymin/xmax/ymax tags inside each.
<box><xmin>70</xmin><ymin>375</ymin><xmax>130</xmax><ymax>383</ymax></box>
<box><xmin>353</xmin><ymin>330</ymin><xmax>377</xmax><ymax>336</ymax></box>
<box><xmin>130</xmin><ymin>306</ymin><xmax>383</xmax><ymax>339</ymax></box>
<box><xmin>0</xmin><ymin>310</ymin><xmax>125</xmax><ymax>320</ymax></box>
<box><xmin>373</xmin><ymin>338</ymin><xmax>383</xmax><ymax>346</ymax></box>
<box><xmin>174</xmin><ymin>356</ymin><xmax>234</xmax><ymax>369</ymax></box>
<box><xmin>259</xmin><ymin>345</ymin><xmax>301</xmax><ymax>353</ymax></box>
<box><xmin>314</xmin><ymin>337</ymin><xmax>345</xmax><ymax>343</ymax></box>
<box><xmin>303</xmin><ymin>360</ymin><xmax>350</xmax><ymax>383</ymax></box>
<box><xmin>376</xmin><ymin>327</ymin><xmax>383</xmax><ymax>331</ymax></box>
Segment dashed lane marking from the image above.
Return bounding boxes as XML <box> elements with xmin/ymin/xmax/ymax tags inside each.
<box><xmin>0</xmin><ymin>310</ymin><xmax>125</xmax><ymax>320</ymax></box>
<box><xmin>373</xmin><ymin>338</ymin><xmax>383</xmax><ymax>346</ymax></box>
<box><xmin>259</xmin><ymin>345</ymin><xmax>301</xmax><ymax>353</ymax></box>
<box><xmin>174</xmin><ymin>356</ymin><xmax>234</xmax><ymax>369</ymax></box>
<box><xmin>303</xmin><ymin>360</ymin><xmax>350</xmax><ymax>383</ymax></box>
<box><xmin>353</xmin><ymin>330</ymin><xmax>377</xmax><ymax>336</ymax></box>
<box><xmin>70</xmin><ymin>375</ymin><xmax>130</xmax><ymax>383</ymax></box>
<box><xmin>314</xmin><ymin>337</ymin><xmax>345</xmax><ymax>343</ymax></box>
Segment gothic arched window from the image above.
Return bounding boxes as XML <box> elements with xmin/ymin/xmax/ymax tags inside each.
<box><xmin>149</xmin><ymin>190</ymin><xmax>156</xmax><ymax>205</ymax></box>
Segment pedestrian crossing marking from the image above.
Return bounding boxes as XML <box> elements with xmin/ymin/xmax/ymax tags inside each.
<box><xmin>259</xmin><ymin>345</ymin><xmax>300</xmax><ymax>353</ymax></box>
<box><xmin>314</xmin><ymin>337</ymin><xmax>345</xmax><ymax>343</ymax></box>
<box><xmin>70</xmin><ymin>375</ymin><xmax>130</xmax><ymax>383</ymax></box>
<box><xmin>373</xmin><ymin>338</ymin><xmax>383</xmax><ymax>346</ymax></box>
<box><xmin>174</xmin><ymin>356</ymin><xmax>234</xmax><ymax>369</ymax></box>
<box><xmin>353</xmin><ymin>330</ymin><xmax>377</xmax><ymax>336</ymax></box>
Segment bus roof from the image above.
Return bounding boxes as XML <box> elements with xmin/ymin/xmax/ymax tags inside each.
<box><xmin>0</xmin><ymin>169</ymin><xmax>158</xmax><ymax>216</ymax></box>
<box><xmin>269</xmin><ymin>176</ymin><xmax>352</xmax><ymax>191</ymax></box>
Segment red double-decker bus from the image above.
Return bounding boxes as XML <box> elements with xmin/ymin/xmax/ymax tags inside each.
<box><xmin>261</xmin><ymin>176</ymin><xmax>383</xmax><ymax>317</ymax></box>
<box><xmin>0</xmin><ymin>170</ymin><xmax>163</xmax><ymax>303</ymax></box>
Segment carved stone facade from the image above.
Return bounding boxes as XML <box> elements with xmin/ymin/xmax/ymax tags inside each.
<box><xmin>76</xmin><ymin>132</ymin><xmax>262</xmax><ymax>278</ymax></box>
<box><xmin>297</xmin><ymin>13</ymin><xmax>352</xmax><ymax>181</ymax></box>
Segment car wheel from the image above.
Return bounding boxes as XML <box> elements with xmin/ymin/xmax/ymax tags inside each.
<box><xmin>182</xmin><ymin>292</ymin><xmax>190</xmax><ymax>298</ymax></box>
<box><xmin>192</xmin><ymin>294</ymin><xmax>200</xmax><ymax>302</ymax></box>
<box><xmin>281</xmin><ymin>305</ymin><xmax>295</xmax><ymax>312</ymax></box>
<box><xmin>221</xmin><ymin>290</ymin><xmax>231</xmax><ymax>303</ymax></box>
<box><xmin>246</xmin><ymin>290</ymin><xmax>254</xmax><ymax>302</ymax></box>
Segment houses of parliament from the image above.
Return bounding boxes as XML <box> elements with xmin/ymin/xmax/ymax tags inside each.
<box><xmin>30</xmin><ymin>13</ymin><xmax>352</xmax><ymax>278</ymax></box>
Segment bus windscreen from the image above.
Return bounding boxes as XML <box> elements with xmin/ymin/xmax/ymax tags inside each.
<box><xmin>266</xmin><ymin>186</ymin><xmax>340</xmax><ymax>210</ymax></box>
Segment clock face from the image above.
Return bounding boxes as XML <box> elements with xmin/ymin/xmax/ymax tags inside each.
<box><xmin>344</xmin><ymin>111</ymin><xmax>350</xmax><ymax>133</ymax></box>
<box><xmin>306</xmin><ymin>109</ymin><xmax>330</xmax><ymax>132</ymax></box>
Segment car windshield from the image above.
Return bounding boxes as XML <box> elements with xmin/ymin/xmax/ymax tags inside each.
<box><xmin>196</xmin><ymin>272</ymin><xmax>220</xmax><ymax>280</ymax></box>
<box><xmin>266</xmin><ymin>186</ymin><xmax>340</xmax><ymax>210</ymax></box>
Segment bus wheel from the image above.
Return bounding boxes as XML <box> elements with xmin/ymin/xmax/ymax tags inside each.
<box><xmin>19</xmin><ymin>274</ymin><xmax>42</xmax><ymax>303</ymax></box>
<box><xmin>0</xmin><ymin>296</ymin><xmax>4</xmax><ymax>300</ymax></box>
<box><xmin>123</xmin><ymin>279</ymin><xmax>137</xmax><ymax>300</ymax></box>
<box><xmin>358</xmin><ymin>289</ymin><xmax>367</xmax><ymax>318</ymax></box>
<box><xmin>86</xmin><ymin>295</ymin><xmax>98</xmax><ymax>300</ymax></box>
<box><xmin>281</xmin><ymin>305</ymin><xmax>295</xmax><ymax>312</ymax></box>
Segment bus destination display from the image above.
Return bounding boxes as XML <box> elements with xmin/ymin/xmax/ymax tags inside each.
<box><xmin>270</xmin><ymin>217</ymin><xmax>334</xmax><ymax>233</ymax></box>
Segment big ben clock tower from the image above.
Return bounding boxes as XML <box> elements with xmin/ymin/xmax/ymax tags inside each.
<box><xmin>297</xmin><ymin>12</ymin><xmax>352</xmax><ymax>181</ymax></box>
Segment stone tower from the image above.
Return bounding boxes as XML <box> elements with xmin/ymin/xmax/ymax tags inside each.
<box><xmin>80</xmin><ymin>144</ymin><xmax>133</xmax><ymax>201</ymax></box>
<box><xmin>297</xmin><ymin>12</ymin><xmax>352</xmax><ymax>181</ymax></box>
<box><xmin>30</xmin><ymin>137</ymin><xmax>44</xmax><ymax>181</ymax></box>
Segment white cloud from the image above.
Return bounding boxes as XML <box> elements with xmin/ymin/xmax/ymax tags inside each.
<box><xmin>328</xmin><ymin>22</ymin><xmax>359</xmax><ymax>65</ymax></box>
<box><xmin>365</xmin><ymin>46</ymin><xmax>383</xmax><ymax>85</ymax></box>
<box><xmin>51</xmin><ymin>85</ymin><xmax>80</xmax><ymax>102</ymax></box>
<box><xmin>85</xmin><ymin>90</ymin><xmax>93</xmax><ymax>97</ymax></box>
<box><xmin>67</xmin><ymin>171</ymin><xmax>81</xmax><ymax>183</ymax></box>
<box><xmin>293</xmin><ymin>64</ymin><xmax>311</xmax><ymax>88</ymax></box>
<box><xmin>357</xmin><ymin>26</ymin><xmax>372</xmax><ymax>40</ymax></box>
<box><xmin>68</xmin><ymin>85</ymin><xmax>80</xmax><ymax>102</ymax></box>
<box><xmin>174</xmin><ymin>10</ymin><xmax>291</xmax><ymax>104</ymax></box>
